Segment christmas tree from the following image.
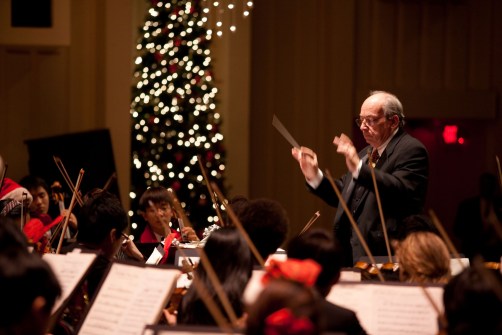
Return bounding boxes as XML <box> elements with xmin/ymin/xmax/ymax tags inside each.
<box><xmin>130</xmin><ymin>0</ymin><xmax>227</xmax><ymax>236</ymax></box>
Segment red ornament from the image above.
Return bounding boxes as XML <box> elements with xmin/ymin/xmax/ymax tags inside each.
<box><xmin>154</xmin><ymin>52</ymin><xmax>163</xmax><ymax>62</ymax></box>
<box><xmin>205</xmin><ymin>151</ymin><xmax>214</xmax><ymax>161</ymax></box>
<box><xmin>174</xmin><ymin>38</ymin><xmax>182</xmax><ymax>47</ymax></box>
<box><xmin>172</xmin><ymin>180</ymin><xmax>181</xmax><ymax>191</ymax></box>
<box><xmin>169</xmin><ymin>64</ymin><xmax>177</xmax><ymax>73</ymax></box>
<box><xmin>175</xmin><ymin>152</ymin><xmax>183</xmax><ymax>162</ymax></box>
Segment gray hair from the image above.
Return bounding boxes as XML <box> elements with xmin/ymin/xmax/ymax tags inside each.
<box><xmin>369</xmin><ymin>90</ymin><xmax>405</xmax><ymax>128</ymax></box>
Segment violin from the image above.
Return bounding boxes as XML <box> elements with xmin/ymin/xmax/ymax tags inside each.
<box><xmin>354</xmin><ymin>260</ymin><xmax>400</xmax><ymax>281</ymax></box>
<box><xmin>51</xmin><ymin>181</ymin><xmax>66</xmax><ymax>216</ymax></box>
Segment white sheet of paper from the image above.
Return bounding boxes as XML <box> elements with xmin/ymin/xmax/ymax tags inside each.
<box><xmin>78</xmin><ymin>263</ymin><xmax>180</xmax><ymax>335</ymax></box>
<box><xmin>327</xmin><ymin>282</ymin><xmax>444</xmax><ymax>335</ymax></box>
<box><xmin>449</xmin><ymin>258</ymin><xmax>470</xmax><ymax>276</ymax></box>
<box><xmin>145</xmin><ymin>246</ymin><xmax>164</xmax><ymax>265</ymax></box>
<box><xmin>43</xmin><ymin>250</ymin><xmax>97</xmax><ymax>314</ymax></box>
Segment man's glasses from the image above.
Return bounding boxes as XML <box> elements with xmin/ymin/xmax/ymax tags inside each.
<box><xmin>355</xmin><ymin>115</ymin><xmax>386</xmax><ymax>127</ymax></box>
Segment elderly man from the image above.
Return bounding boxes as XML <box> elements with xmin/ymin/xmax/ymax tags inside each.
<box><xmin>292</xmin><ymin>91</ymin><xmax>429</xmax><ymax>266</ymax></box>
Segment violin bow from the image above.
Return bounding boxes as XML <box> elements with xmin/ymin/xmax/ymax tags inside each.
<box><xmin>170</xmin><ymin>194</ymin><xmax>239</xmax><ymax>327</ymax></box>
<box><xmin>56</xmin><ymin>169</ymin><xmax>84</xmax><ymax>254</ymax></box>
<box><xmin>496</xmin><ymin>155</ymin><xmax>502</xmax><ymax>188</ymax></box>
<box><xmin>368</xmin><ymin>149</ymin><xmax>393</xmax><ymax>264</ymax></box>
<box><xmin>211</xmin><ymin>182</ymin><xmax>266</xmax><ymax>268</ymax></box>
<box><xmin>325</xmin><ymin>169</ymin><xmax>385</xmax><ymax>282</ymax></box>
<box><xmin>20</xmin><ymin>192</ymin><xmax>28</xmax><ymax>231</ymax></box>
<box><xmin>53</xmin><ymin>156</ymin><xmax>84</xmax><ymax>206</ymax></box>
<box><xmin>168</xmin><ymin>189</ymin><xmax>194</xmax><ymax>232</ymax></box>
<box><xmin>472</xmin><ymin>255</ymin><xmax>502</xmax><ymax>302</ymax></box>
<box><xmin>428</xmin><ymin>209</ymin><xmax>466</xmax><ymax>270</ymax></box>
<box><xmin>102</xmin><ymin>172</ymin><xmax>117</xmax><ymax>192</ymax></box>
<box><xmin>299</xmin><ymin>211</ymin><xmax>321</xmax><ymax>235</ymax></box>
<box><xmin>197</xmin><ymin>155</ymin><xmax>225</xmax><ymax>226</ymax></box>
<box><xmin>0</xmin><ymin>160</ymin><xmax>6</xmax><ymax>191</ymax></box>
<box><xmin>419</xmin><ymin>283</ymin><xmax>448</xmax><ymax>331</ymax></box>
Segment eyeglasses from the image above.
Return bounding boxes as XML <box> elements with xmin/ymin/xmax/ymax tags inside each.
<box><xmin>355</xmin><ymin>115</ymin><xmax>386</xmax><ymax>127</ymax></box>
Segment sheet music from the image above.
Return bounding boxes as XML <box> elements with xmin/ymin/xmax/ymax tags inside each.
<box><xmin>43</xmin><ymin>250</ymin><xmax>97</xmax><ymax>314</ymax></box>
<box><xmin>327</xmin><ymin>282</ymin><xmax>444</xmax><ymax>335</ymax></box>
<box><xmin>78</xmin><ymin>263</ymin><xmax>180</xmax><ymax>335</ymax></box>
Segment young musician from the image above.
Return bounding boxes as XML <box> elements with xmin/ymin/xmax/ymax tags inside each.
<box><xmin>19</xmin><ymin>175</ymin><xmax>78</xmax><ymax>252</ymax></box>
<box><xmin>138</xmin><ymin>186</ymin><xmax>198</xmax><ymax>243</ymax></box>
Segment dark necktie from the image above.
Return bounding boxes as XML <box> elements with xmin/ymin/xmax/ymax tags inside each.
<box><xmin>369</xmin><ymin>149</ymin><xmax>380</xmax><ymax>168</ymax></box>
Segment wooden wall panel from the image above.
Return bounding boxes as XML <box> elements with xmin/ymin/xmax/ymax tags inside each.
<box><xmin>420</xmin><ymin>3</ymin><xmax>446</xmax><ymax>89</ymax></box>
<box><xmin>468</xmin><ymin>0</ymin><xmax>492</xmax><ymax>89</ymax></box>
<box><xmin>356</xmin><ymin>0</ymin><xmax>497</xmax><ymax>118</ymax></box>
<box><xmin>396</xmin><ymin>1</ymin><xmax>421</xmax><ymax>88</ymax></box>
<box><xmin>251</xmin><ymin>0</ymin><xmax>356</xmax><ymax>235</ymax></box>
<box><xmin>444</xmin><ymin>2</ymin><xmax>469</xmax><ymax>89</ymax></box>
<box><xmin>0</xmin><ymin>47</ymin><xmax>69</xmax><ymax>181</ymax></box>
<box><xmin>371</xmin><ymin>0</ymin><xmax>397</xmax><ymax>87</ymax></box>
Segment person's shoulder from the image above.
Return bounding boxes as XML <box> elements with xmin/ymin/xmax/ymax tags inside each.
<box><xmin>321</xmin><ymin>299</ymin><xmax>366</xmax><ymax>334</ymax></box>
<box><xmin>321</xmin><ymin>298</ymin><xmax>358</xmax><ymax>319</ymax></box>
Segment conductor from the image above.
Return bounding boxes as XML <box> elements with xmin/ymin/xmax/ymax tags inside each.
<box><xmin>292</xmin><ymin>91</ymin><xmax>429</xmax><ymax>266</ymax></box>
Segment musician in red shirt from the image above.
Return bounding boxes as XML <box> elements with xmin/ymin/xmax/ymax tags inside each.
<box><xmin>138</xmin><ymin>186</ymin><xmax>198</xmax><ymax>243</ymax></box>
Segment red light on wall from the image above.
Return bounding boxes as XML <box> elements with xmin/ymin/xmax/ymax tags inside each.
<box><xmin>442</xmin><ymin>125</ymin><xmax>458</xmax><ymax>144</ymax></box>
<box><xmin>458</xmin><ymin>137</ymin><xmax>465</xmax><ymax>144</ymax></box>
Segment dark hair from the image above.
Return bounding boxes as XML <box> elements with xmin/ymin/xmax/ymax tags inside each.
<box><xmin>19</xmin><ymin>175</ymin><xmax>49</xmax><ymax>194</ymax></box>
<box><xmin>236</xmin><ymin>198</ymin><xmax>289</xmax><ymax>261</ymax></box>
<box><xmin>246</xmin><ymin>279</ymin><xmax>323</xmax><ymax>335</ymax></box>
<box><xmin>0</xmin><ymin>252</ymin><xmax>61</xmax><ymax>328</ymax></box>
<box><xmin>0</xmin><ymin>216</ymin><xmax>29</xmax><ymax>256</ymax></box>
<box><xmin>443</xmin><ymin>266</ymin><xmax>502</xmax><ymax>335</ymax></box>
<box><xmin>77</xmin><ymin>190</ymin><xmax>127</xmax><ymax>244</ymax></box>
<box><xmin>286</xmin><ymin>228</ymin><xmax>342</xmax><ymax>297</ymax></box>
<box><xmin>179</xmin><ymin>227</ymin><xmax>253</xmax><ymax>325</ymax></box>
<box><xmin>392</xmin><ymin>214</ymin><xmax>439</xmax><ymax>242</ymax></box>
<box><xmin>138</xmin><ymin>186</ymin><xmax>173</xmax><ymax>211</ymax></box>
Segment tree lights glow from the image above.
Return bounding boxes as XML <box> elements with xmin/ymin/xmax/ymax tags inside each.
<box><xmin>130</xmin><ymin>0</ymin><xmax>227</xmax><ymax>235</ymax></box>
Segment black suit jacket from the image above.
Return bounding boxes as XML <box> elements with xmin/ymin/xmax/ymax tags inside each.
<box><xmin>321</xmin><ymin>299</ymin><xmax>367</xmax><ymax>335</ymax></box>
<box><xmin>310</xmin><ymin>129</ymin><xmax>429</xmax><ymax>265</ymax></box>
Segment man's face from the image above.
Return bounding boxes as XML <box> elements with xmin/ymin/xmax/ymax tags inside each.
<box><xmin>29</xmin><ymin>186</ymin><xmax>49</xmax><ymax>215</ymax></box>
<box><xmin>358</xmin><ymin>94</ymin><xmax>396</xmax><ymax>148</ymax></box>
<box><xmin>141</xmin><ymin>201</ymin><xmax>173</xmax><ymax>236</ymax></box>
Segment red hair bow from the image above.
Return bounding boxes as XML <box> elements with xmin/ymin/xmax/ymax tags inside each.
<box><xmin>262</xmin><ymin>259</ymin><xmax>321</xmax><ymax>287</ymax></box>
<box><xmin>264</xmin><ymin>308</ymin><xmax>315</xmax><ymax>335</ymax></box>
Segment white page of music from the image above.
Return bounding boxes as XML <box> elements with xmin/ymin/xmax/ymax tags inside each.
<box><xmin>327</xmin><ymin>282</ymin><xmax>444</xmax><ymax>335</ymax></box>
<box><xmin>78</xmin><ymin>263</ymin><xmax>180</xmax><ymax>335</ymax></box>
<box><xmin>43</xmin><ymin>251</ymin><xmax>97</xmax><ymax>314</ymax></box>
